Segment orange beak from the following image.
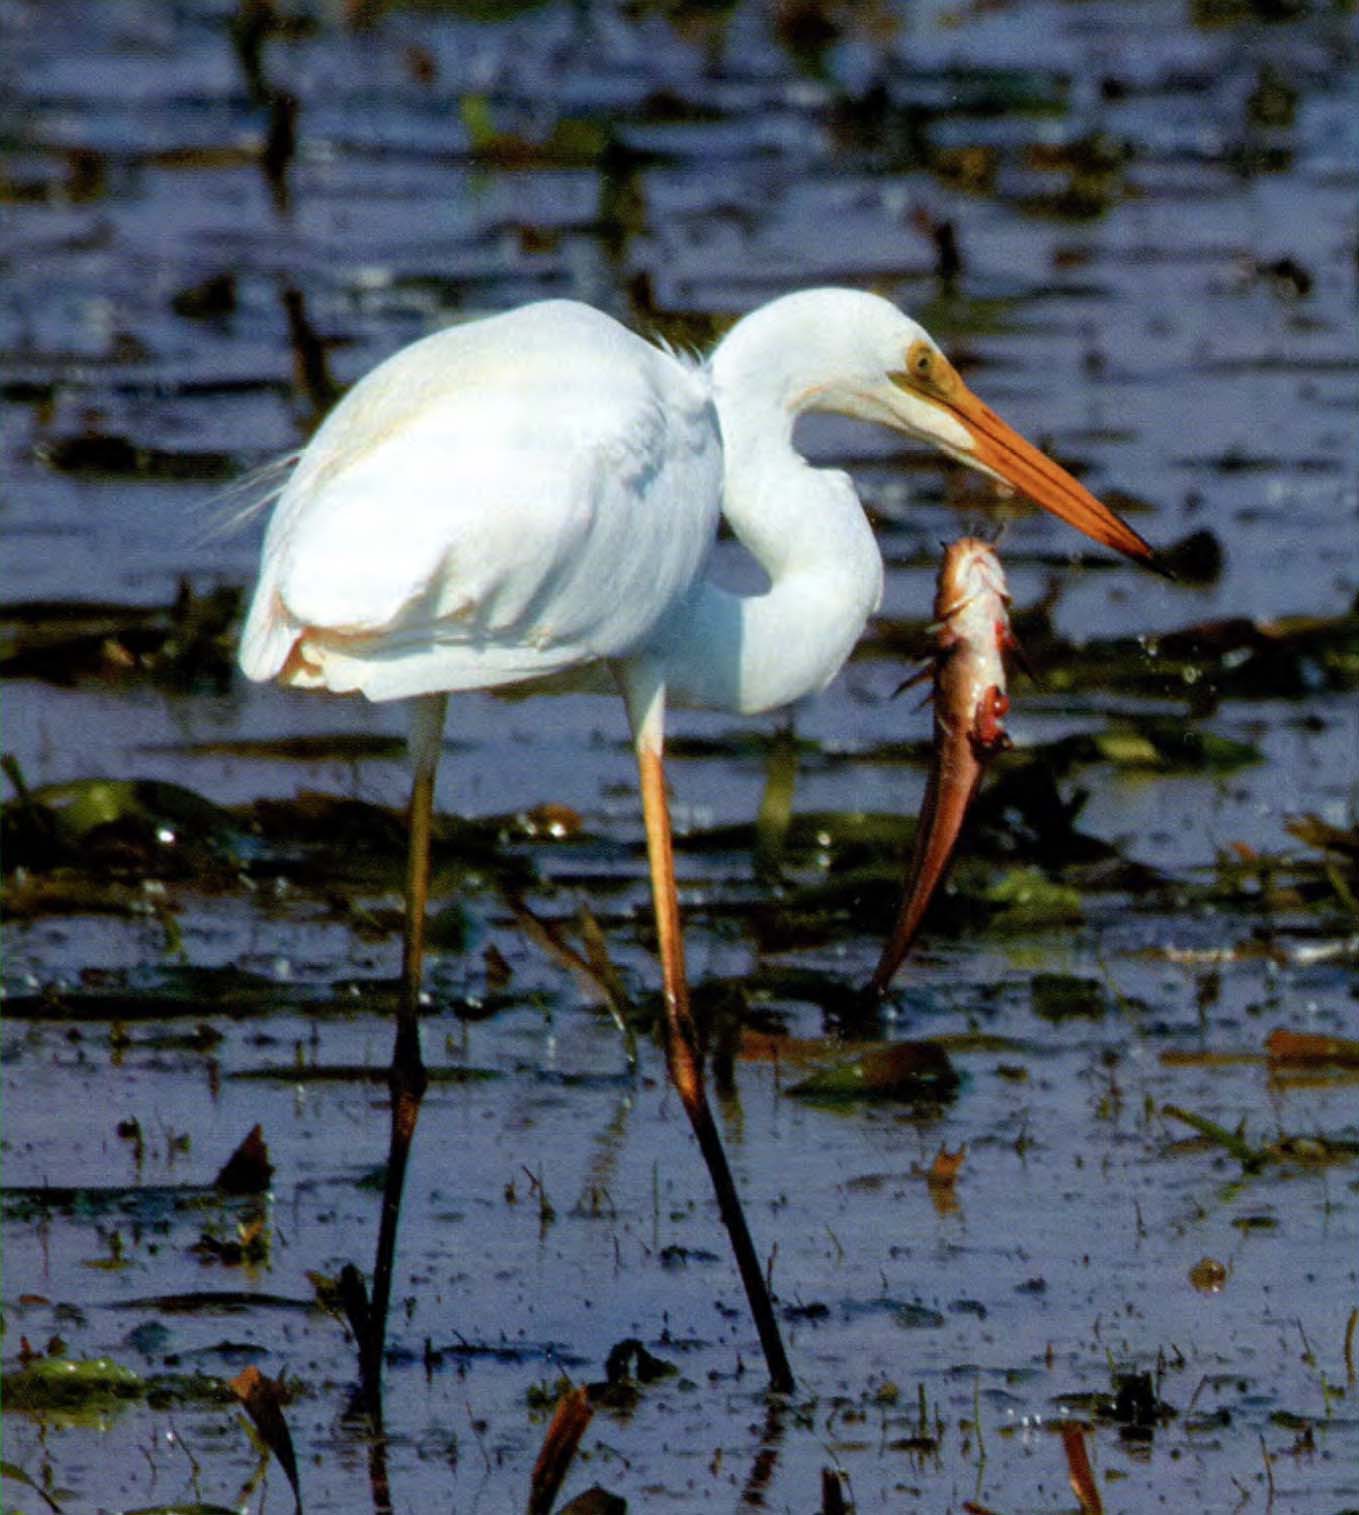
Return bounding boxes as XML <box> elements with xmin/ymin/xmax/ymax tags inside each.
<box><xmin>945</xmin><ymin>382</ymin><xmax>1156</xmax><ymax>565</ymax></box>
<box><xmin>889</xmin><ymin>347</ymin><xmax>1158</xmax><ymax>567</ymax></box>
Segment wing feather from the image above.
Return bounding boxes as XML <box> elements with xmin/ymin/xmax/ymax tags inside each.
<box><xmin>239</xmin><ymin>302</ymin><xmax>721</xmax><ymax>699</ymax></box>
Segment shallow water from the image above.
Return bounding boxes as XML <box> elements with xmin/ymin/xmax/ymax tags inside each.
<box><xmin>4</xmin><ymin>0</ymin><xmax>1359</xmax><ymax>1511</ymax></box>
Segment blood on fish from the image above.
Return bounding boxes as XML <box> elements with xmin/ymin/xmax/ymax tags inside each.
<box><xmin>868</xmin><ymin>538</ymin><xmax>1016</xmax><ymax>998</ymax></box>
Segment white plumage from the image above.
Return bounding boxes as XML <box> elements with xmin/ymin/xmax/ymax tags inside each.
<box><xmin>241</xmin><ymin>288</ymin><xmax>1149</xmax><ymax>721</ymax></box>
<box><xmin>241</xmin><ymin>300</ymin><xmax>721</xmax><ymax>702</ymax></box>
<box><xmin>234</xmin><ymin>287</ymin><xmax>1154</xmax><ymax>1396</ymax></box>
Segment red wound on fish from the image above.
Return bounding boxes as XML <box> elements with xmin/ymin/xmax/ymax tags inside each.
<box><xmin>973</xmin><ymin>686</ymin><xmax>1012</xmax><ymax>752</ymax></box>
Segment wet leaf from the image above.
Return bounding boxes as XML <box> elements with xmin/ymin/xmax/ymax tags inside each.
<box><xmin>1054</xmin><ymin>722</ymin><xmax>1260</xmax><ymax>774</ymax></box>
<box><xmin>528</xmin><ymin>1383</ymin><xmax>593</xmax><ymax>1515</ymax></box>
<box><xmin>892</xmin><ymin>1302</ymin><xmax>946</xmax><ymax>1330</ymax></box>
<box><xmin>1</xmin><ymin>1457</ymin><xmax>69</xmax><ymax>1513</ymax></box>
<box><xmin>983</xmin><ymin>868</ymin><xmax>1084</xmax><ymax>929</ymax></box>
<box><xmin>0</xmin><ymin>586</ymin><xmax>241</xmax><ymax>691</ymax></box>
<box><xmin>111</xmin><ymin>1291</ymin><xmax>312</xmax><ymax>1315</ymax></box>
<box><xmin>36</xmin><ymin>431</ymin><xmax>235</xmax><ymax>480</ymax></box>
<box><xmin>230</xmin><ymin>1365</ymin><xmax>302</xmax><ymax>1514</ymax></box>
<box><xmin>171</xmin><ymin>269</ymin><xmax>237</xmax><ymax>319</ymax></box>
<box><xmin>1157</xmin><ymin>528</ymin><xmax>1225</xmax><ymax>585</ymax></box>
<box><xmin>111</xmin><ymin>1504</ymin><xmax>241</xmax><ymax>1514</ymax></box>
<box><xmin>214</xmin><ymin>1125</ymin><xmax>273</xmax><ymax>1195</ymax></box>
<box><xmin>0</xmin><ymin>876</ymin><xmax>154</xmax><ymax>921</ymax></box>
<box><xmin>246</xmin><ymin>790</ymin><xmax>408</xmax><ymax>854</ymax></box>
<box><xmin>1</xmin><ymin>1181</ymin><xmax>256</xmax><ymax>1224</ymax></box>
<box><xmin>1267</xmin><ymin>1134</ymin><xmax>1359</xmax><ymax>1165</ymax></box>
<box><xmin>3</xmin><ymin>1354</ymin><xmax>143</xmax><ymax>1412</ymax></box>
<box><xmin>191</xmin><ymin>1216</ymin><xmax>270</xmax><ymax>1266</ymax></box>
<box><xmin>434</xmin><ymin>1338</ymin><xmax>589</xmax><ymax>1370</ymax></box>
<box><xmin>790</xmin><ymin>1041</ymin><xmax>959</xmax><ymax>1102</ymax></box>
<box><xmin>228</xmin><ymin>1062</ymin><xmax>504</xmax><ymax>1085</ymax></box>
<box><xmin>1060</xmin><ymin>1422</ymin><xmax>1103</xmax><ymax>1515</ymax></box>
<box><xmin>1088</xmin><ymin>729</ymin><xmax>1161</xmax><ymax>766</ymax></box>
<box><xmin>3</xmin><ymin>776</ymin><xmax>241</xmax><ymax>877</ymax></box>
<box><xmin>0</xmin><ymin>966</ymin><xmax>297</xmax><ymax>1021</ymax></box>
<box><xmin>1031</xmin><ymin>974</ymin><xmax>1106</xmax><ymax>1022</ymax></box>
<box><xmin>461</xmin><ymin>93</ymin><xmax>608</xmax><ymax>166</ymax></box>
<box><xmin>1162</xmin><ymin>1104</ymin><xmax>1267</xmax><ymax>1171</ymax></box>
<box><xmin>1266</xmin><ymin>1027</ymin><xmax>1359</xmax><ymax>1066</ymax></box>
<box><xmin>602</xmin><ymin>1338</ymin><xmax>675</xmax><ymax>1387</ymax></box>
<box><xmin>1285</xmin><ymin>813</ymin><xmax>1359</xmax><ymax>862</ymax></box>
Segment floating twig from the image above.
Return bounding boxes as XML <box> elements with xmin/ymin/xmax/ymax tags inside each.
<box><xmin>1060</xmin><ymin>1422</ymin><xmax>1102</xmax><ymax>1515</ymax></box>
<box><xmin>527</xmin><ymin>1383</ymin><xmax>593</xmax><ymax>1515</ymax></box>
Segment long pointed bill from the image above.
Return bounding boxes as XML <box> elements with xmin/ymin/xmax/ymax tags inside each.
<box><xmin>945</xmin><ymin>384</ymin><xmax>1155</xmax><ymax>564</ymax></box>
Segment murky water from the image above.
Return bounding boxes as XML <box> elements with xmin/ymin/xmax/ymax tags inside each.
<box><xmin>4</xmin><ymin>0</ymin><xmax>1358</xmax><ymax>1511</ymax></box>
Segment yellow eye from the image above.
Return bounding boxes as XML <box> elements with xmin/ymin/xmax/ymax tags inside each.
<box><xmin>898</xmin><ymin>338</ymin><xmax>957</xmax><ymax>398</ymax></box>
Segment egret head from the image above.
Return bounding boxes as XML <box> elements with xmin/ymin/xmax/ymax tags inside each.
<box><xmin>714</xmin><ymin>287</ymin><xmax>1155</xmax><ymax>566</ymax></box>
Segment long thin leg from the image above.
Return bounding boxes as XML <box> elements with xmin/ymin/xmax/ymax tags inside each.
<box><xmin>361</xmin><ymin>692</ymin><xmax>447</xmax><ymax>1407</ymax></box>
<box><xmin>630</xmin><ymin>691</ymin><xmax>795</xmax><ymax>1393</ymax></box>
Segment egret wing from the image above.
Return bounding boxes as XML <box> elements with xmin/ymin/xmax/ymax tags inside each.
<box><xmin>239</xmin><ymin>303</ymin><xmax>721</xmax><ymax>700</ymax></box>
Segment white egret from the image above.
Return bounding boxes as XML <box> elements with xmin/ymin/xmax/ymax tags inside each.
<box><xmin>239</xmin><ymin>288</ymin><xmax>1155</xmax><ymax>1393</ymax></box>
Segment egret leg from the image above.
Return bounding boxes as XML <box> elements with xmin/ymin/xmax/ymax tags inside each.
<box><xmin>633</xmin><ymin>721</ymin><xmax>795</xmax><ymax>1394</ymax></box>
<box><xmin>361</xmin><ymin>692</ymin><xmax>447</xmax><ymax>1405</ymax></box>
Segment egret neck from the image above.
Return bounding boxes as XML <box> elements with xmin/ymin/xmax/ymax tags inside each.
<box><xmin>654</xmin><ymin>321</ymin><xmax>884</xmax><ymax>716</ymax></box>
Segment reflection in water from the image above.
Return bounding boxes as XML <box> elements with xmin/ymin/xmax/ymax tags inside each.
<box><xmin>754</xmin><ymin>718</ymin><xmax>801</xmax><ymax>883</ymax></box>
<box><xmin>740</xmin><ymin>1393</ymin><xmax>788</xmax><ymax>1507</ymax></box>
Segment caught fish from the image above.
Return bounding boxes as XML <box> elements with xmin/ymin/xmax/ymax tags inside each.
<box><xmin>868</xmin><ymin>538</ymin><xmax>1016</xmax><ymax>997</ymax></box>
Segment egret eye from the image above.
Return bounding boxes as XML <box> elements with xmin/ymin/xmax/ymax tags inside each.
<box><xmin>900</xmin><ymin>338</ymin><xmax>951</xmax><ymax>395</ymax></box>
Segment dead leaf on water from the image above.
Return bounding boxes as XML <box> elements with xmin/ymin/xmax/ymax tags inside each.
<box><xmin>1267</xmin><ymin>1134</ymin><xmax>1359</xmax><ymax>1165</ymax></box>
<box><xmin>1031</xmin><ymin>973</ymin><xmax>1106</xmax><ymax>1022</ymax></box>
<box><xmin>926</xmin><ymin>1144</ymin><xmax>966</xmax><ymax>1190</ymax></box>
<box><xmin>790</xmin><ymin>1042</ymin><xmax>959</xmax><ymax>1103</ymax></box>
<box><xmin>1285</xmin><ymin>812</ymin><xmax>1359</xmax><ymax>862</ymax></box>
<box><xmin>230</xmin><ymin>1365</ymin><xmax>302</xmax><ymax>1514</ymax></box>
<box><xmin>191</xmin><ymin>1215</ymin><xmax>270</xmax><ymax>1267</ymax></box>
<box><xmin>528</xmin><ymin>1383</ymin><xmax>594</xmax><ymax>1515</ymax></box>
<box><xmin>924</xmin><ymin>1144</ymin><xmax>966</xmax><ymax>1216</ymax></box>
<box><xmin>1189</xmin><ymin>1257</ymin><xmax>1229</xmax><ymax>1293</ymax></box>
<box><xmin>1059</xmin><ymin>1422</ymin><xmax>1103</xmax><ymax>1515</ymax></box>
<box><xmin>1159</xmin><ymin>1048</ymin><xmax>1263</xmax><ymax>1068</ymax></box>
<box><xmin>740</xmin><ymin>1029</ymin><xmax>846</xmax><ymax>1068</ymax></box>
<box><xmin>215</xmin><ymin>1125</ymin><xmax>274</xmax><ymax>1195</ymax></box>
<box><xmin>1266</xmin><ymin>1027</ymin><xmax>1359</xmax><ymax>1066</ymax></box>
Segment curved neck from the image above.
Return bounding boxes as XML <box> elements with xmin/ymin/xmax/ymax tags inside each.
<box><xmin>654</xmin><ymin>365</ymin><xmax>883</xmax><ymax>715</ymax></box>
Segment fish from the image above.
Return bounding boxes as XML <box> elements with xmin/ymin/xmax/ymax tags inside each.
<box><xmin>868</xmin><ymin>537</ymin><xmax>1016</xmax><ymax>997</ymax></box>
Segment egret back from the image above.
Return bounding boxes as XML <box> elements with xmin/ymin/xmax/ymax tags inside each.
<box><xmin>239</xmin><ymin>302</ymin><xmax>722</xmax><ymax>700</ymax></box>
